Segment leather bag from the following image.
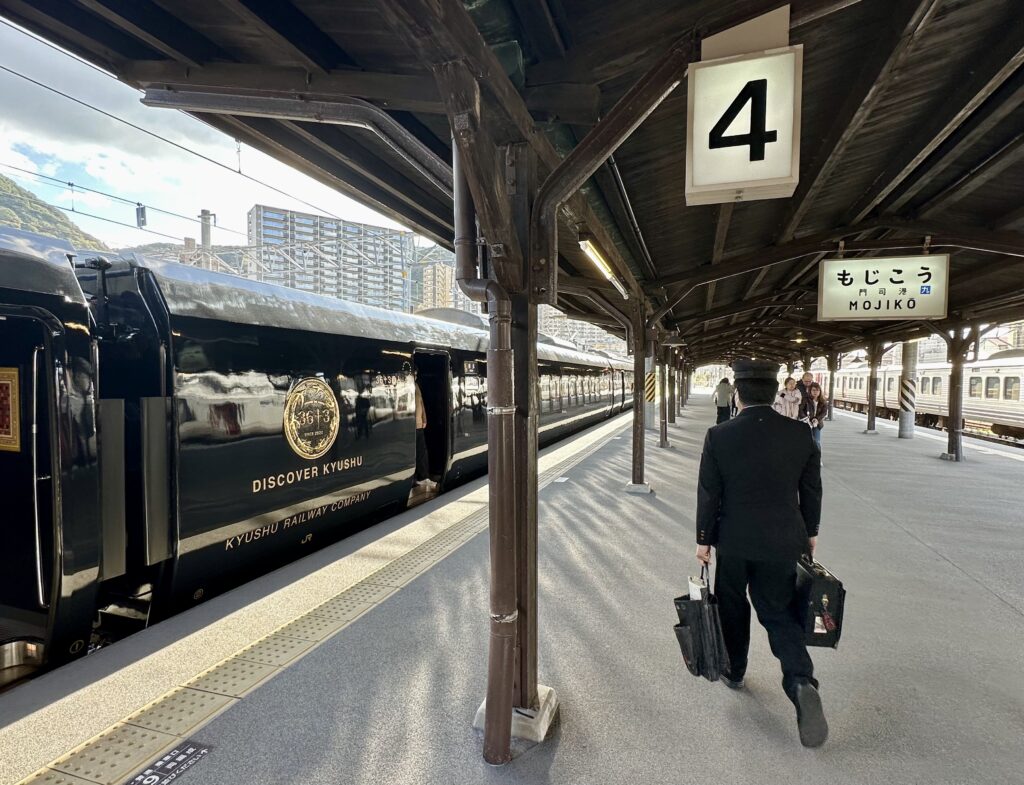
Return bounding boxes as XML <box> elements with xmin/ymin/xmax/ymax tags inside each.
<box><xmin>673</xmin><ymin>564</ymin><xmax>732</xmax><ymax>681</ymax></box>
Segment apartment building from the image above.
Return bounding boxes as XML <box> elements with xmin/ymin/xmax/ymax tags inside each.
<box><xmin>247</xmin><ymin>205</ymin><xmax>413</xmax><ymax>311</ymax></box>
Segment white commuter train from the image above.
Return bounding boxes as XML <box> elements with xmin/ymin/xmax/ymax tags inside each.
<box><xmin>803</xmin><ymin>349</ymin><xmax>1024</xmax><ymax>439</ymax></box>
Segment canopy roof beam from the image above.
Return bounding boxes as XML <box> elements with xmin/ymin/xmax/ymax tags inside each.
<box><xmin>217</xmin><ymin>0</ymin><xmax>357</xmax><ymax>73</ymax></box>
<box><xmin>843</xmin><ymin>14</ymin><xmax>1024</xmax><ymax>224</ymax></box>
<box><xmin>776</xmin><ymin>0</ymin><xmax>943</xmax><ymax>243</ymax></box>
<box><xmin>75</xmin><ymin>0</ymin><xmax>227</xmax><ymax>66</ymax></box>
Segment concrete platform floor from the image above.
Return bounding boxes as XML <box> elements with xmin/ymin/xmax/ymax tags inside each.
<box><xmin>175</xmin><ymin>399</ymin><xmax>1024</xmax><ymax>785</ymax></box>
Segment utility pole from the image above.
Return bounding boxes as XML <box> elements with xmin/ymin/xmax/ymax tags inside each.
<box><xmin>200</xmin><ymin>209</ymin><xmax>214</xmax><ymax>270</ymax></box>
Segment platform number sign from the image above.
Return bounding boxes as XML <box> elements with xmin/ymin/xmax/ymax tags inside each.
<box><xmin>708</xmin><ymin>79</ymin><xmax>776</xmax><ymax>160</ymax></box>
<box><xmin>685</xmin><ymin>47</ymin><xmax>803</xmax><ymax>205</ymax></box>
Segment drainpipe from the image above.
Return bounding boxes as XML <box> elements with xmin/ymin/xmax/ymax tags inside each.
<box><xmin>454</xmin><ymin>139</ymin><xmax>516</xmax><ymax>765</ymax></box>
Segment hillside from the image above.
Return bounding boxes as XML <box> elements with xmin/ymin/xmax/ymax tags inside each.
<box><xmin>0</xmin><ymin>174</ymin><xmax>107</xmax><ymax>250</ymax></box>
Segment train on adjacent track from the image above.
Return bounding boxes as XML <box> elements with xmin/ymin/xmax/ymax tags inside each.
<box><xmin>806</xmin><ymin>355</ymin><xmax>1024</xmax><ymax>440</ymax></box>
<box><xmin>0</xmin><ymin>229</ymin><xmax>632</xmax><ymax>686</ymax></box>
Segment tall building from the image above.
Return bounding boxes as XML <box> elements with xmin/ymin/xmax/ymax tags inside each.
<box><xmin>246</xmin><ymin>205</ymin><xmax>414</xmax><ymax>311</ymax></box>
<box><xmin>417</xmin><ymin>262</ymin><xmax>455</xmax><ymax>310</ymax></box>
<box><xmin>409</xmin><ymin>242</ymin><xmax>481</xmax><ymax>315</ymax></box>
<box><xmin>538</xmin><ymin>305</ymin><xmax>625</xmax><ymax>354</ymax></box>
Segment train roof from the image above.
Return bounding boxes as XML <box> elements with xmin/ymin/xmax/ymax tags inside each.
<box><xmin>116</xmin><ymin>251</ymin><xmax>629</xmax><ymax>371</ymax></box>
<box><xmin>0</xmin><ymin>227</ymin><xmax>89</xmax><ymax>306</ymax></box>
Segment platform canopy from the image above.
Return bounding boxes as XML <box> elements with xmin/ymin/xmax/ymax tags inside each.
<box><xmin>6</xmin><ymin>0</ymin><xmax>1023</xmax><ymax>363</ymax></box>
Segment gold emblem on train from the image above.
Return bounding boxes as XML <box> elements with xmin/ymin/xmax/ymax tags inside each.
<box><xmin>283</xmin><ymin>377</ymin><xmax>340</xmax><ymax>460</ymax></box>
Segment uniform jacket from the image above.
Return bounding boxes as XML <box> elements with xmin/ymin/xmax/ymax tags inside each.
<box><xmin>696</xmin><ymin>406</ymin><xmax>822</xmax><ymax>561</ymax></box>
<box><xmin>800</xmin><ymin>397</ymin><xmax>827</xmax><ymax>430</ymax></box>
<box><xmin>773</xmin><ymin>388</ymin><xmax>803</xmax><ymax>419</ymax></box>
<box><xmin>714</xmin><ymin>382</ymin><xmax>734</xmax><ymax>407</ymax></box>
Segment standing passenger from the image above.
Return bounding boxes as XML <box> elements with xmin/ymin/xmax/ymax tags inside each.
<box><xmin>773</xmin><ymin>377</ymin><xmax>803</xmax><ymax>419</ymax></box>
<box><xmin>801</xmin><ymin>383</ymin><xmax>827</xmax><ymax>448</ymax></box>
<box><xmin>796</xmin><ymin>371</ymin><xmax>814</xmax><ymax>401</ymax></box>
<box><xmin>695</xmin><ymin>358</ymin><xmax>827</xmax><ymax>747</ymax></box>
<box><xmin>713</xmin><ymin>378</ymin><xmax>734</xmax><ymax>424</ymax></box>
<box><xmin>414</xmin><ymin>378</ymin><xmax>435</xmax><ymax>490</ymax></box>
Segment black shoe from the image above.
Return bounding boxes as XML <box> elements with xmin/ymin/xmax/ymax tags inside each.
<box><xmin>793</xmin><ymin>682</ymin><xmax>828</xmax><ymax>748</ymax></box>
<box><xmin>721</xmin><ymin>675</ymin><xmax>744</xmax><ymax>690</ymax></box>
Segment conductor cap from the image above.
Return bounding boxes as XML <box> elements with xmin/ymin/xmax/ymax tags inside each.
<box><xmin>731</xmin><ymin>358</ymin><xmax>779</xmax><ymax>381</ymax></box>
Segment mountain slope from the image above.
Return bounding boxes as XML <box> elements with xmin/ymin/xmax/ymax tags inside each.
<box><xmin>0</xmin><ymin>174</ymin><xmax>107</xmax><ymax>249</ymax></box>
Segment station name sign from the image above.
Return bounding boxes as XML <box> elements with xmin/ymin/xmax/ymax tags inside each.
<box><xmin>685</xmin><ymin>46</ymin><xmax>803</xmax><ymax>205</ymax></box>
<box><xmin>818</xmin><ymin>255</ymin><xmax>950</xmax><ymax>321</ymax></box>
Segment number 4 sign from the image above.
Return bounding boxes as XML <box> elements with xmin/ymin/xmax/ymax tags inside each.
<box><xmin>685</xmin><ymin>46</ymin><xmax>803</xmax><ymax>205</ymax></box>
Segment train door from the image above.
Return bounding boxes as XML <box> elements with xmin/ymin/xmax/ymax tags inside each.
<box><xmin>0</xmin><ymin>315</ymin><xmax>54</xmax><ymax>684</ymax></box>
<box><xmin>414</xmin><ymin>351</ymin><xmax>451</xmax><ymax>486</ymax></box>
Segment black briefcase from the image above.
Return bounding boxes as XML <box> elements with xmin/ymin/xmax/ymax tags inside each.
<box><xmin>673</xmin><ymin>565</ymin><xmax>731</xmax><ymax>681</ymax></box>
<box><xmin>796</xmin><ymin>557</ymin><xmax>846</xmax><ymax>648</ymax></box>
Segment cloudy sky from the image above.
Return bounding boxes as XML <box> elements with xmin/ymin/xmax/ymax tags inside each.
<box><xmin>0</xmin><ymin>20</ymin><xmax>405</xmax><ymax>248</ymax></box>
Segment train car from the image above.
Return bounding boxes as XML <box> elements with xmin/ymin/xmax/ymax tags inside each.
<box><xmin>831</xmin><ymin>355</ymin><xmax>1024</xmax><ymax>438</ymax></box>
<box><xmin>0</xmin><ymin>229</ymin><xmax>631</xmax><ymax>686</ymax></box>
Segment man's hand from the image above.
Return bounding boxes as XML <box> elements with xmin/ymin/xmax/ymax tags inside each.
<box><xmin>808</xmin><ymin>537</ymin><xmax>817</xmax><ymax>558</ymax></box>
<box><xmin>696</xmin><ymin>544</ymin><xmax>712</xmax><ymax>564</ymax></box>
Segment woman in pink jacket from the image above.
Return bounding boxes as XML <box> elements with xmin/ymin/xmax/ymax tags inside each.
<box><xmin>773</xmin><ymin>377</ymin><xmax>803</xmax><ymax>419</ymax></box>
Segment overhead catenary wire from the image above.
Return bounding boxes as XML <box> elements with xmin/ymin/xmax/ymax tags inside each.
<box><xmin>0</xmin><ymin>160</ymin><xmax>250</xmax><ymax>239</ymax></box>
<box><xmin>0</xmin><ymin>62</ymin><xmax>345</xmax><ymax>220</ymax></box>
<box><xmin>1</xmin><ymin>190</ymin><xmax>189</xmax><ymax>243</ymax></box>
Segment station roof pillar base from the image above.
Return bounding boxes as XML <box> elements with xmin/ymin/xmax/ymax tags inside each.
<box><xmin>624</xmin><ymin>482</ymin><xmax>653</xmax><ymax>494</ymax></box>
<box><xmin>862</xmin><ymin>429</ymin><xmax>880</xmax><ymax>435</ymax></box>
<box><xmin>939</xmin><ymin>453</ymin><xmax>965</xmax><ymax>462</ymax></box>
<box><xmin>473</xmin><ymin>684</ymin><xmax>560</xmax><ymax>749</ymax></box>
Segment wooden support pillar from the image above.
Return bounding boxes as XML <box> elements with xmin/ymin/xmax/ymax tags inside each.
<box><xmin>865</xmin><ymin>339</ymin><xmax>882</xmax><ymax>434</ymax></box>
<box><xmin>940</xmin><ymin>328</ymin><xmax>977</xmax><ymax>462</ymax></box>
<box><xmin>658</xmin><ymin>347</ymin><xmax>669</xmax><ymax>448</ymax></box>
<box><xmin>826</xmin><ymin>352</ymin><xmax>839</xmax><ymax>421</ymax></box>
<box><xmin>626</xmin><ymin>302</ymin><xmax>650</xmax><ymax>493</ymax></box>
<box><xmin>509</xmin><ymin>142</ymin><xmax>539</xmax><ymax>713</ymax></box>
<box><xmin>667</xmin><ymin>355</ymin><xmax>677</xmax><ymax>424</ymax></box>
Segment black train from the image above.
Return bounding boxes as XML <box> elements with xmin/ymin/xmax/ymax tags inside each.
<box><xmin>0</xmin><ymin>228</ymin><xmax>632</xmax><ymax>685</ymax></box>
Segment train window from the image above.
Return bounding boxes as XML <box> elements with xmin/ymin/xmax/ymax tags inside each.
<box><xmin>886</xmin><ymin>377</ymin><xmax>895</xmax><ymax>392</ymax></box>
<box><xmin>932</xmin><ymin>377</ymin><xmax>942</xmax><ymax>396</ymax></box>
<box><xmin>985</xmin><ymin>377</ymin><xmax>1000</xmax><ymax>400</ymax></box>
<box><xmin>1005</xmin><ymin>377</ymin><xmax>1020</xmax><ymax>401</ymax></box>
<box><xmin>918</xmin><ymin>376</ymin><xmax>927</xmax><ymax>391</ymax></box>
<box><xmin>968</xmin><ymin>377</ymin><xmax>982</xmax><ymax>398</ymax></box>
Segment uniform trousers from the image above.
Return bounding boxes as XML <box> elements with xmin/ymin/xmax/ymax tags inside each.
<box><xmin>716</xmin><ymin>406</ymin><xmax>731</xmax><ymax>424</ymax></box>
<box><xmin>714</xmin><ymin>553</ymin><xmax>816</xmax><ymax>697</ymax></box>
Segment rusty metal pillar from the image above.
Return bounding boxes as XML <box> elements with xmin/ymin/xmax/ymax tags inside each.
<box><xmin>453</xmin><ymin>140</ymin><xmax>518</xmax><ymax>765</ymax></box>
<box><xmin>941</xmin><ymin>329</ymin><xmax>974</xmax><ymax>462</ymax></box>
<box><xmin>658</xmin><ymin>346</ymin><xmax>669</xmax><ymax>448</ymax></box>
<box><xmin>667</xmin><ymin>354</ymin><xmax>677</xmax><ymax>424</ymax></box>
<box><xmin>826</xmin><ymin>352</ymin><xmax>839</xmax><ymax>421</ymax></box>
<box><xmin>482</xmin><ymin>300</ymin><xmax>516</xmax><ymax>764</ymax></box>
<box><xmin>508</xmin><ymin>143</ymin><xmax>539</xmax><ymax>713</ymax></box>
<box><xmin>627</xmin><ymin>302</ymin><xmax>650</xmax><ymax>493</ymax></box>
<box><xmin>864</xmin><ymin>339</ymin><xmax>882</xmax><ymax>434</ymax></box>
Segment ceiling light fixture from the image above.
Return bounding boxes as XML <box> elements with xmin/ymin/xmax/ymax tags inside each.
<box><xmin>579</xmin><ymin>239</ymin><xmax>629</xmax><ymax>300</ymax></box>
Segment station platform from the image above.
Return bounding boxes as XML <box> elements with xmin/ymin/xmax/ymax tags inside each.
<box><xmin>4</xmin><ymin>400</ymin><xmax>1024</xmax><ymax>785</ymax></box>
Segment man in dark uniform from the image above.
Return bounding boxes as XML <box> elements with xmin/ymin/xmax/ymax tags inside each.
<box><xmin>695</xmin><ymin>358</ymin><xmax>827</xmax><ymax>748</ymax></box>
